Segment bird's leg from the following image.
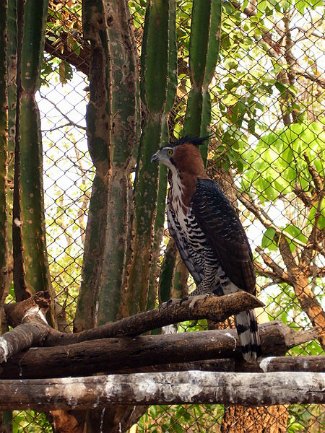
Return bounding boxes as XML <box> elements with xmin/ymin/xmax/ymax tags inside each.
<box><xmin>188</xmin><ymin>293</ymin><xmax>213</xmax><ymax>309</ymax></box>
<box><xmin>187</xmin><ymin>282</ymin><xmax>224</xmax><ymax>308</ymax></box>
<box><xmin>159</xmin><ymin>298</ymin><xmax>182</xmax><ymax>309</ymax></box>
<box><xmin>159</xmin><ymin>294</ymin><xmax>191</xmax><ymax>309</ymax></box>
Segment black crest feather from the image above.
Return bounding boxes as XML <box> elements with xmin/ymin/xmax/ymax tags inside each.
<box><xmin>169</xmin><ymin>135</ymin><xmax>211</xmax><ymax>148</ymax></box>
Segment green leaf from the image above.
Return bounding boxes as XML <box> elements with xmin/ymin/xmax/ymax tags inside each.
<box><xmin>223</xmin><ymin>93</ymin><xmax>238</xmax><ymax>106</ymax></box>
<box><xmin>274</xmin><ymin>81</ymin><xmax>288</xmax><ymax>94</ymax></box>
<box><xmin>284</xmin><ymin>224</ymin><xmax>307</xmax><ymax>246</ymax></box>
<box><xmin>308</xmin><ymin>201</ymin><xmax>325</xmax><ymax>230</ymax></box>
<box><xmin>261</xmin><ymin>227</ymin><xmax>278</xmax><ymax>250</ymax></box>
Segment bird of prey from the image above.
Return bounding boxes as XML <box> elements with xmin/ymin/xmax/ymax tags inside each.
<box><xmin>151</xmin><ymin>136</ymin><xmax>260</xmax><ymax>362</ymax></box>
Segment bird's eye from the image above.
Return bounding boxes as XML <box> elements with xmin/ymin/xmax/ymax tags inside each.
<box><xmin>167</xmin><ymin>149</ymin><xmax>173</xmax><ymax>156</ymax></box>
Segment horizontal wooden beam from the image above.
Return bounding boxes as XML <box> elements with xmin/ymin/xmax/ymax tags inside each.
<box><xmin>0</xmin><ymin>372</ymin><xmax>323</xmax><ymax>410</ymax></box>
<box><xmin>0</xmin><ymin>322</ymin><xmax>317</xmax><ymax>379</ymax></box>
<box><xmin>116</xmin><ymin>355</ymin><xmax>325</xmax><ymax>374</ymax></box>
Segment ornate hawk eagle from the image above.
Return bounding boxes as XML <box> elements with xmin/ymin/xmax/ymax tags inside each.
<box><xmin>152</xmin><ymin>136</ymin><xmax>260</xmax><ymax>362</ymax></box>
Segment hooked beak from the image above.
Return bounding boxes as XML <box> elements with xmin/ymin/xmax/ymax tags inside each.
<box><xmin>151</xmin><ymin>150</ymin><xmax>160</xmax><ymax>163</ymax></box>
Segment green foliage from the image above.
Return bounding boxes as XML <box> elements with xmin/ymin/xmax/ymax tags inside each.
<box><xmin>41</xmin><ymin>0</ymin><xmax>83</xmax><ymax>83</ymax></box>
<box><xmin>288</xmin><ymin>404</ymin><xmax>325</xmax><ymax>432</ymax></box>
<box><xmin>241</xmin><ymin>121</ymin><xmax>324</xmax><ymax>203</ymax></box>
<box><xmin>261</xmin><ymin>227</ymin><xmax>278</xmax><ymax>251</ymax></box>
<box><xmin>262</xmin><ymin>280</ymin><xmax>324</xmax><ymax>337</ymax></box>
<box><xmin>12</xmin><ymin>411</ymin><xmax>52</xmax><ymax>433</ymax></box>
<box><xmin>138</xmin><ymin>404</ymin><xmax>224</xmax><ymax>432</ymax></box>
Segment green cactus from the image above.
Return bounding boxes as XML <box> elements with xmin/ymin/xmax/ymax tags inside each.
<box><xmin>159</xmin><ymin>1</ymin><xmax>222</xmax><ymax>302</ymax></box>
<box><xmin>158</xmin><ymin>238</ymin><xmax>177</xmax><ymax>303</ymax></box>
<box><xmin>126</xmin><ymin>0</ymin><xmax>177</xmax><ymax>315</ymax></box>
<box><xmin>0</xmin><ymin>0</ymin><xmax>8</xmax><ymax>306</ymax></box>
<box><xmin>6</xmin><ymin>0</ymin><xmax>17</xmax><ymax>268</ymax></box>
<box><xmin>184</xmin><ymin>0</ymin><xmax>222</xmax><ymax>161</ymax></box>
<box><xmin>147</xmin><ymin>162</ymin><xmax>168</xmax><ymax>310</ymax></box>
<box><xmin>96</xmin><ymin>0</ymin><xmax>140</xmax><ymax>325</ymax></box>
<box><xmin>13</xmin><ymin>0</ymin><xmax>52</xmax><ymax>302</ymax></box>
<box><xmin>75</xmin><ymin>0</ymin><xmax>140</xmax><ymax>329</ymax></box>
<box><xmin>148</xmin><ymin>0</ymin><xmax>177</xmax><ymax>310</ymax></box>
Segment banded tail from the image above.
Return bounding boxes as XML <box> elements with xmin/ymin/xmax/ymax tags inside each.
<box><xmin>235</xmin><ymin>309</ymin><xmax>261</xmax><ymax>362</ymax></box>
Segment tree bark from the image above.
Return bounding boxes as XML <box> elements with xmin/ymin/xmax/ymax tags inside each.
<box><xmin>0</xmin><ymin>291</ymin><xmax>50</xmax><ymax>363</ymax></box>
<box><xmin>3</xmin><ymin>290</ymin><xmax>264</xmax><ymax>354</ymax></box>
<box><xmin>221</xmin><ymin>405</ymin><xmax>289</xmax><ymax>433</ymax></box>
<box><xmin>116</xmin><ymin>355</ymin><xmax>325</xmax><ymax>374</ymax></box>
<box><xmin>0</xmin><ymin>372</ymin><xmax>322</xmax><ymax>410</ymax></box>
<box><xmin>50</xmin><ymin>291</ymin><xmax>264</xmax><ymax>346</ymax></box>
<box><xmin>0</xmin><ymin>323</ymin><xmax>318</xmax><ymax>379</ymax></box>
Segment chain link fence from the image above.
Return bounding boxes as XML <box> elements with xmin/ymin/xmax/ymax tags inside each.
<box><xmin>12</xmin><ymin>0</ymin><xmax>324</xmax><ymax>431</ymax></box>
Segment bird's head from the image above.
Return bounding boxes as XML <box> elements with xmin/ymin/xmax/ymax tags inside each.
<box><xmin>151</xmin><ymin>136</ymin><xmax>209</xmax><ymax>177</ymax></box>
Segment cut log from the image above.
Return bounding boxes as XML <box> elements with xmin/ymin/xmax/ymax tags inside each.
<box><xmin>0</xmin><ymin>372</ymin><xmax>323</xmax><ymax>410</ymax></box>
<box><xmin>0</xmin><ymin>292</ymin><xmax>50</xmax><ymax>363</ymax></box>
<box><xmin>0</xmin><ymin>322</ymin><xmax>318</xmax><ymax>379</ymax></box>
<box><xmin>4</xmin><ymin>291</ymin><xmax>50</xmax><ymax>328</ymax></box>
<box><xmin>116</xmin><ymin>355</ymin><xmax>325</xmax><ymax>374</ymax></box>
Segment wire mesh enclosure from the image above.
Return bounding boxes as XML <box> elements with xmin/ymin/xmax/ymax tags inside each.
<box><xmin>5</xmin><ymin>0</ymin><xmax>324</xmax><ymax>431</ymax></box>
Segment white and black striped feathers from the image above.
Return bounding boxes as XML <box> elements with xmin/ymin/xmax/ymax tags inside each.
<box><xmin>151</xmin><ymin>137</ymin><xmax>261</xmax><ymax>362</ymax></box>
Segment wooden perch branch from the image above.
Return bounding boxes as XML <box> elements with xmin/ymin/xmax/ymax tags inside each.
<box><xmin>3</xmin><ymin>291</ymin><xmax>264</xmax><ymax>357</ymax></box>
<box><xmin>0</xmin><ymin>292</ymin><xmax>51</xmax><ymax>363</ymax></box>
<box><xmin>0</xmin><ymin>322</ymin><xmax>318</xmax><ymax>379</ymax></box>
<box><xmin>117</xmin><ymin>355</ymin><xmax>325</xmax><ymax>374</ymax></box>
<box><xmin>48</xmin><ymin>291</ymin><xmax>264</xmax><ymax>346</ymax></box>
<box><xmin>0</xmin><ymin>371</ymin><xmax>323</xmax><ymax>410</ymax></box>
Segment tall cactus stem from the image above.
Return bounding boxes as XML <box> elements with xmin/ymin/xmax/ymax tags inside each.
<box><xmin>15</xmin><ymin>0</ymin><xmax>52</xmax><ymax>300</ymax></box>
<box><xmin>162</xmin><ymin>0</ymin><xmax>222</xmax><ymax>302</ymax></box>
<box><xmin>184</xmin><ymin>0</ymin><xmax>222</xmax><ymax>162</ymax></box>
<box><xmin>75</xmin><ymin>0</ymin><xmax>140</xmax><ymax>329</ymax></box>
<box><xmin>6</xmin><ymin>0</ymin><xmax>17</xmax><ymax>272</ymax></box>
<box><xmin>125</xmin><ymin>0</ymin><xmax>176</xmax><ymax>316</ymax></box>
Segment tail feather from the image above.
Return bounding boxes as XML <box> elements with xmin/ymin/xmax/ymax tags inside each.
<box><xmin>235</xmin><ymin>309</ymin><xmax>261</xmax><ymax>362</ymax></box>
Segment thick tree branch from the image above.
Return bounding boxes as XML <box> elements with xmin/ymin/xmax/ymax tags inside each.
<box><xmin>255</xmin><ymin>247</ymin><xmax>292</xmax><ymax>284</ymax></box>
<box><xmin>2</xmin><ymin>291</ymin><xmax>263</xmax><ymax>360</ymax></box>
<box><xmin>300</xmin><ymin>154</ymin><xmax>325</xmax><ymax>266</ymax></box>
<box><xmin>0</xmin><ymin>371</ymin><xmax>323</xmax><ymax>410</ymax></box>
<box><xmin>303</xmin><ymin>150</ymin><xmax>324</xmax><ymax>194</ymax></box>
<box><xmin>278</xmin><ymin>236</ymin><xmax>325</xmax><ymax>348</ymax></box>
<box><xmin>117</xmin><ymin>355</ymin><xmax>325</xmax><ymax>374</ymax></box>
<box><xmin>0</xmin><ymin>322</ymin><xmax>318</xmax><ymax>379</ymax></box>
<box><xmin>0</xmin><ymin>292</ymin><xmax>50</xmax><ymax>363</ymax></box>
<box><xmin>46</xmin><ymin>291</ymin><xmax>264</xmax><ymax>347</ymax></box>
<box><xmin>293</xmin><ymin>185</ymin><xmax>313</xmax><ymax>207</ymax></box>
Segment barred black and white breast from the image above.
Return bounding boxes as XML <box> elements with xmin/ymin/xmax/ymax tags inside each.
<box><xmin>167</xmin><ymin>177</ymin><xmax>260</xmax><ymax>362</ymax></box>
<box><xmin>151</xmin><ymin>137</ymin><xmax>261</xmax><ymax>362</ymax></box>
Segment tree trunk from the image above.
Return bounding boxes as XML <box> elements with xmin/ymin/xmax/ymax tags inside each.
<box><xmin>221</xmin><ymin>405</ymin><xmax>289</xmax><ymax>433</ymax></box>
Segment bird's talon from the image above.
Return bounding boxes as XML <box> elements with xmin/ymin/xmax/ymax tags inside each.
<box><xmin>189</xmin><ymin>294</ymin><xmax>211</xmax><ymax>309</ymax></box>
<box><xmin>160</xmin><ymin>298</ymin><xmax>181</xmax><ymax>309</ymax></box>
<box><xmin>179</xmin><ymin>296</ymin><xmax>189</xmax><ymax>305</ymax></box>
